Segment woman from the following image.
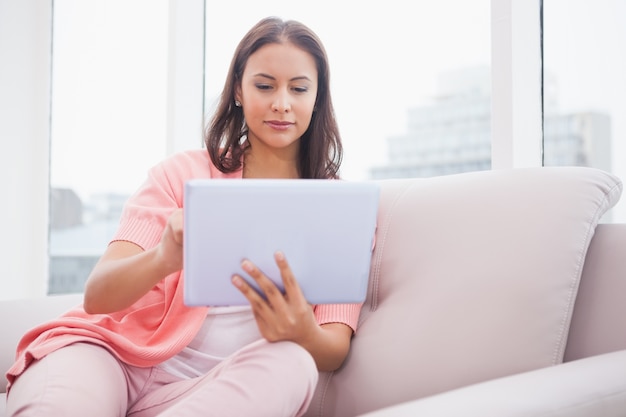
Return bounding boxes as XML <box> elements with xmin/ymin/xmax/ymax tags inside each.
<box><xmin>6</xmin><ymin>16</ymin><xmax>361</xmax><ymax>417</ymax></box>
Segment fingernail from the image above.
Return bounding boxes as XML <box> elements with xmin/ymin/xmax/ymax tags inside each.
<box><xmin>275</xmin><ymin>251</ymin><xmax>284</xmax><ymax>261</ymax></box>
<box><xmin>241</xmin><ymin>260</ymin><xmax>252</xmax><ymax>272</ymax></box>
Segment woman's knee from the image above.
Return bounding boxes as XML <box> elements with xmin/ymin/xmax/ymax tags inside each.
<box><xmin>277</xmin><ymin>341</ymin><xmax>317</xmax><ymax>370</ymax></box>
<box><xmin>6</xmin><ymin>343</ymin><xmax>128</xmax><ymax>417</ymax></box>
<box><xmin>254</xmin><ymin>340</ymin><xmax>319</xmax><ymax>388</ymax></box>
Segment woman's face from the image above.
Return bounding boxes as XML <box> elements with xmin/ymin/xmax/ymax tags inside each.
<box><xmin>236</xmin><ymin>41</ymin><xmax>318</xmax><ymax>155</ymax></box>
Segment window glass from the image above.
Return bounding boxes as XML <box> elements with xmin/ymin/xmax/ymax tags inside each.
<box><xmin>204</xmin><ymin>0</ymin><xmax>491</xmax><ymax>181</ymax></box>
<box><xmin>543</xmin><ymin>0</ymin><xmax>626</xmax><ymax>222</ymax></box>
<box><xmin>49</xmin><ymin>0</ymin><xmax>169</xmax><ymax>293</ymax></box>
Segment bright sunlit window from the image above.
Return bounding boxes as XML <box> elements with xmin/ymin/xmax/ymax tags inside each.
<box><xmin>203</xmin><ymin>0</ymin><xmax>492</xmax><ymax>181</ymax></box>
<box><xmin>38</xmin><ymin>0</ymin><xmax>623</xmax><ymax>298</ymax></box>
<box><xmin>49</xmin><ymin>0</ymin><xmax>169</xmax><ymax>293</ymax></box>
<box><xmin>543</xmin><ymin>0</ymin><xmax>625</xmax><ymax>222</ymax></box>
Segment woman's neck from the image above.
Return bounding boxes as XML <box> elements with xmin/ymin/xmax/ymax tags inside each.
<box><xmin>242</xmin><ymin>146</ymin><xmax>299</xmax><ymax>179</ymax></box>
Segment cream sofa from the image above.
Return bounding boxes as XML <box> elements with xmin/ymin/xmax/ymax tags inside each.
<box><xmin>2</xmin><ymin>167</ymin><xmax>626</xmax><ymax>416</ymax></box>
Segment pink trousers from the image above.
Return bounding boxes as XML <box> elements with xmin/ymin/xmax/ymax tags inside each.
<box><xmin>6</xmin><ymin>339</ymin><xmax>318</xmax><ymax>417</ymax></box>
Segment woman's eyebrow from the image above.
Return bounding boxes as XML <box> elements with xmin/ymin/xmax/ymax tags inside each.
<box><xmin>252</xmin><ymin>73</ymin><xmax>312</xmax><ymax>82</ymax></box>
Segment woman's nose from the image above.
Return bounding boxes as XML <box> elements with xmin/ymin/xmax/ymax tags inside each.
<box><xmin>271</xmin><ymin>91</ymin><xmax>291</xmax><ymax>113</ymax></box>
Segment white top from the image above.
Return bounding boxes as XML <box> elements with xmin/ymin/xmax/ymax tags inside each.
<box><xmin>157</xmin><ymin>305</ymin><xmax>262</xmax><ymax>379</ymax></box>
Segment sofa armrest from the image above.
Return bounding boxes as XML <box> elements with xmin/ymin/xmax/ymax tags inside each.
<box><xmin>359</xmin><ymin>350</ymin><xmax>626</xmax><ymax>417</ymax></box>
<box><xmin>0</xmin><ymin>293</ymin><xmax>84</xmax><ymax>393</ymax></box>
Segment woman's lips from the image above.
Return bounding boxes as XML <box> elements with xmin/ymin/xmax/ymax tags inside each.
<box><xmin>266</xmin><ymin>120</ymin><xmax>293</xmax><ymax>131</ymax></box>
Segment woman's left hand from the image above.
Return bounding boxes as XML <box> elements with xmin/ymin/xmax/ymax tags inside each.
<box><xmin>231</xmin><ymin>251</ymin><xmax>319</xmax><ymax>345</ymax></box>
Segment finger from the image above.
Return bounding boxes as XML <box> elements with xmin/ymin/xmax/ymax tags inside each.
<box><xmin>274</xmin><ymin>251</ymin><xmax>307</xmax><ymax>303</ymax></box>
<box><xmin>231</xmin><ymin>274</ymin><xmax>270</xmax><ymax>312</ymax></box>
<box><xmin>170</xmin><ymin>209</ymin><xmax>184</xmax><ymax>244</ymax></box>
<box><xmin>240</xmin><ymin>259</ymin><xmax>285</xmax><ymax>305</ymax></box>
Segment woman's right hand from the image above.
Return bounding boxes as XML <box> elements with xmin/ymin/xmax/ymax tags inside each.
<box><xmin>83</xmin><ymin>208</ymin><xmax>185</xmax><ymax>314</ymax></box>
<box><xmin>156</xmin><ymin>208</ymin><xmax>185</xmax><ymax>274</ymax></box>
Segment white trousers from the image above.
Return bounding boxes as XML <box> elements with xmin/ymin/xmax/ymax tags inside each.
<box><xmin>6</xmin><ymin>339</ymin><xmax>318</xmax><ymax>417</ymax></box>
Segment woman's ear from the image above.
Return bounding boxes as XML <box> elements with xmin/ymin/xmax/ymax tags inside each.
<box><xmin>234</xmin><ymin>84</ymin><xmax>242</xmax><ymax>105</ymax></box>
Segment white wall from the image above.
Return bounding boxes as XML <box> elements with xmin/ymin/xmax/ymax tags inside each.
<box><xmin>491</xmin><ymin>0</ymin><xmax>543</xmax><ymax>169</ymax></box>
<box><xmin>0</xmin><ymin>0</ymin><xmax>52</xmax><ymax>300</ymax></box>
<box><xmin>167</xmin><ymin>0</ymin><xmax>206</xmax><ymax>154</ymax></box>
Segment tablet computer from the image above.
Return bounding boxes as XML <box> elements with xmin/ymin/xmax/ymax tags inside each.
<box><xmin>183</xmin><ymin>178</ymin><xmax>379</xmax><ymax>306</ymax></box>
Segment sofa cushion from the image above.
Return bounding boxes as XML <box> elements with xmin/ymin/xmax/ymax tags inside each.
<box><xmin>305</xmin><ymin>167</ymin><xmax>622</xmax><ymax>417</ymax></box>
<box><xmin>358</xmin><ymin>350</ymin><xmax>626</xmax><ymax>417</ymax></box>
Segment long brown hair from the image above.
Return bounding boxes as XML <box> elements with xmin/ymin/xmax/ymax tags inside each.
<box><xmin>205</xmin><ymin>17</ymin><xmax>343</xmax><ymax>179</ymax></box>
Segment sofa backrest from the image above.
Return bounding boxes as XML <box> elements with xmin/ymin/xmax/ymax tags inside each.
<box><xmin>305</xmin><ymin>167</ymin><xmax>623</xmax><ymax>417</ymax></box>
<box><xmin>564</xmin><ymin>223</ymin><xmax>626</xmax><ymax>362</ymax></box>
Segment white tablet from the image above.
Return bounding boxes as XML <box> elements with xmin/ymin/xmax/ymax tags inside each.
<box><xmin>183</xmin><ymin>179</ymin><xmax>379</xmax><ymax>306</ymax></box>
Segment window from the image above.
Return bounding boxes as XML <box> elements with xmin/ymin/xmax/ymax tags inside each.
<box><xmin>204</xmin><ymin>0</ymin><xmax>492</xmax><ymax>181</ymax></box>
<box><xmin>543</xmin><ymin>0</ymin><xmax>625</xmax><ymax>222</ymax></box>
<box><xmin>4</xmin><ymin>1</ymin><xmax>620</xmax><ymax>300</ymax></box>
<box><xmin>48</xmin><ymin>0</ymin><xmax>169</xmax><ymax>293</ymax></box>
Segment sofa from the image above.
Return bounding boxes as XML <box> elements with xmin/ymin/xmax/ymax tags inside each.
<box><xmin>2</xmin><ymin>166</ymin><xmax>626</xmax><ymax>416</ymax></box>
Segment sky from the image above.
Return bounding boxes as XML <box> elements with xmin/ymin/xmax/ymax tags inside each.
<box><xmin>49</xmin><ymin>0</ymin><xmax>625</xmax><ymax>220</ymax></box>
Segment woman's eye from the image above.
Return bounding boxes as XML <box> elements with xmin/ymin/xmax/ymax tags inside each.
<box><xmin>255</xmin><ymin>84</ymin><xmax>272</xmax><ymax>90</ymax></box>
<box><xmin>293</xmin><ymin>86</ymin><xmax>308</xmax><ymax>93</ymax></box>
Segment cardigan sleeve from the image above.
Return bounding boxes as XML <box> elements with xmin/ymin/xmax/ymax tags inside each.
<box><xmin>112</xmin><ymin>149</ymin><xmax>238</xmax><ymax>250</ymax></box>
<box><xmin>314</xmin><ymin>303</ymin><xmax>363</xmax><ymax>333</ymax></box>
<box><xmin>112</xmin><ymin>160</ymin><xmax>182</xmax><ymax>250</ymax></box>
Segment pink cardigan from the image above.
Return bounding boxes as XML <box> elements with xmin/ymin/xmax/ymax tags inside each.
<box><xmin>6</xmin><ymin>150</ymin><xmax>362</xmax><ymax>390</ymax></box>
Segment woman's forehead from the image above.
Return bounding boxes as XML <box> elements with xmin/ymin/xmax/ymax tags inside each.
<box><xmin>243</xmin><ymin>42</ymin><xmax>317</xmax><ymax>81</ymax></box>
